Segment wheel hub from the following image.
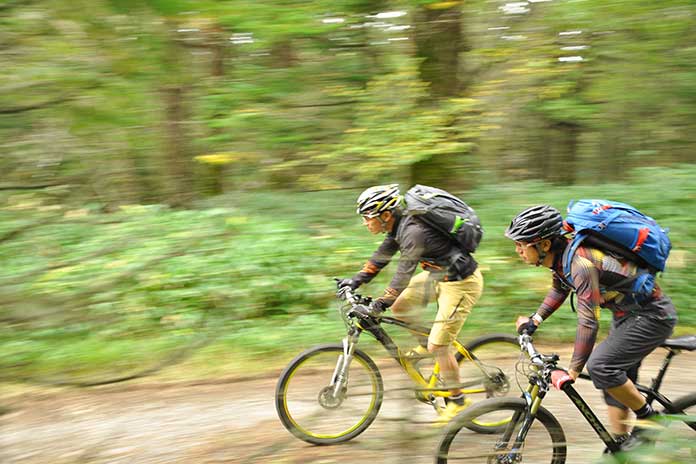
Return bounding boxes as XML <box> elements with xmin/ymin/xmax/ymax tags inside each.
<box><xmin>488</xmin><ymin>450</ymin><xmax>521</xmax><ymax>464</ymax></box>
<box><xmin>318</xmin><ymin>385</ymin><xmax>345</xmax><ymax>409</ymax></box>
<box><xmin>485</xmin><ymin>370</ymin><xmax>511</xmax><ymax>397</ymax></box>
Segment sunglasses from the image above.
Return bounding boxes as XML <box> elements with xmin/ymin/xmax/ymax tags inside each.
<box><xmin>514</xmin><ymin>241</ymin><xmax>539</xmax><ymax>248</ymax></box>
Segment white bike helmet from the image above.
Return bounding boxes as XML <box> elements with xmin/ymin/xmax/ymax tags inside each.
<box><xmin>356</xmin><ymin>184</ymin><xmax>402</xmax><ymax>218</ymax></box>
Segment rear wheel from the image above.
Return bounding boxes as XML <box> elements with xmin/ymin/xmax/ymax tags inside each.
<box><xmin>435</xmin><ymin>397</ymin><xmax>566</xmax><ymax>464</ymax></box>
<box><xmin>275</xmin><ymin>344</ymin><xmax>383</xmax><ymax>445</ymax></box>
<box><xmin>456</xmin><ymin>334</ymin><xmax>522</xmax><ymax>433</ymax></box>
<box><xmin>458</xmin><ymin>333</ymin><xmax>521</xmax><ymax>398</ymax></box>
<box><xmin>659</xmin><ymin>392</ymin><xmax>696</xmax><ymax>459</ymax></box>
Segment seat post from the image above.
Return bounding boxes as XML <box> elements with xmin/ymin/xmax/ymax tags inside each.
<box><xmin>650</xmin><ymin>349</ymin><xmax>676</xmax><ymax>392</ymax></box>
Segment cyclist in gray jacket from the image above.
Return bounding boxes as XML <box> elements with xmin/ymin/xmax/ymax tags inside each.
<box><xmin>339</xmin><ymin>184</ymin><xmax>483</xmax><ymax>422</ymax></box>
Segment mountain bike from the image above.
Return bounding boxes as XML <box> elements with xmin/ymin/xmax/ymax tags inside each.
<box><xmin>435</xmin><ymin>332</ymin><xmax>696</xmax><ymax>463</ymax></box>
<box><xmin>275</xmin><ymin>284</ymin><xmax>521</xmax><ymax>445</ymax></box>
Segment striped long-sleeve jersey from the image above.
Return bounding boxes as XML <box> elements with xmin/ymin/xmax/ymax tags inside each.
<box><xmin>538</xmin><ymin>245</ymin><xmax>666</xmax><ymax>373</ymax></box>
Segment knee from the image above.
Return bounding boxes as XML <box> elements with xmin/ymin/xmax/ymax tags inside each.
<box><xmin>586</xmin><ymin>354</ymin><xmax>610</xmax><ymax>386</ymax></box>
<box><xmin>428</xmin><ymin>342</ymin><xmax>447</xmax><ymax>354</ymax></box>
<box><xmin>587</xmin><ymin>357</ymin><xmax>626</xmax><ymax>390</ymax></box>
<box><xmin>390</xmin><ymin>298</ymin><xmax>417</xmax><ymax>318</ymax></box>
<box><xmin>586</xmin><ymin>355</ymin><xmax>600</xmax><ymax>377</ymax></box>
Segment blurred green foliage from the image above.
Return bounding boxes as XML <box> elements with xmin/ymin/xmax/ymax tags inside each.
<box><xmin>2</xmin><ymin>0</ymin><xmax>696</xmax><ymax>205</ymax></box>
<box><xmin>597</xmin><ymin>414</ymin><xmax>696</xmax><ymax>463</ymax></box>
<box><xmin>1</xmin><ymin>166</ymin><xmax>694</xmax><ymax>380</ymax></box>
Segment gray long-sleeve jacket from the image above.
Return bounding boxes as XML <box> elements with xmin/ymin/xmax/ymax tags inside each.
<box><xmin>352</xmin><ymin>212</ymin><xmax>477</xmax><ymax>303</ymax></box>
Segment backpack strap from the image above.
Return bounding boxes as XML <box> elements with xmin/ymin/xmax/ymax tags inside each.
<box><xmin>594</xmin><ymin>209</ymin><xmax>624</xmax><ymax>230</ymax></box>
<box><xmin>562</xmin><ymin>232</ymin><xmax>656</xmax><ymax>313</ymax></box>
<box><xmin>561</xmin><ymin>232</ymin><xmax>587</xmax><ymax>286</ymax></box>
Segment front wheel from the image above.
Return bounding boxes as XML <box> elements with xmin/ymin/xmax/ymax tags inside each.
<box><xmin>435</xmin><ymin>397</ymin><xmax>567</xmax><ymax>464</ymax></box>
<box><xmin>275</xmin><ymin>343</ymin><xmax>384</xmax><ymax>445</ymax></box>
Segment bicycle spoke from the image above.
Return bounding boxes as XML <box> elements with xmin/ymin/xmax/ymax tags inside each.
<box><xmin>458</xmin><ymin>335</ymin><xmax>521</xmax><ymax>400</ymax></box>
<box><xmin>436</xmin><ymin>399</ymin><xmax>566</xmax><ymax>464</ymax></box>
<box><xmin>277</xmin><ymin>345</ymin><xmax>383</xmax><ymax>444</ymax></box>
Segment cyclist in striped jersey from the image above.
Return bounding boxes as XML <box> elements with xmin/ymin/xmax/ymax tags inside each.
<box><xmin>505</xmin><ymin>205</ymin><xmax>677</xmax><ymax>450</ymax></box>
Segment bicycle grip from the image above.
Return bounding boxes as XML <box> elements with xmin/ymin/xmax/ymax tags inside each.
<box><xmin>551</xmin><ymin>369</ymin><xmax>575</xmax><ymax>391</ymax></box>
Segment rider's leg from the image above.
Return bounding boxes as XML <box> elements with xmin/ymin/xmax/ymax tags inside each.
<box><xmin>587</xmin><ymin>309</ymin><xmax>676</xmax><ymax>434</ymax></box>
<box><xmin>429</xmin><ymin>343</ymin><xmax>462</xmax><ymax>395</ymax></box>
<box><xmin>390</xmin><ymin>272</ymin><xmax>430</xmax><ymax>329</ymax></box>
<box><xmin>603</xmin><ymin>364</ymin><xmax>640</xmax><ymax>434</ymax></box>
<box><xmin>428</xmin><ymin>268</ymin><xmax>484</xmax><ymax>394</ymax></box>
<box><xmin>606</xmin><ymin>379</ymin><xmax>648</xmax><ymax>411</ymax></box>
<box><xmin>607</xmin><ymin>406</ymin><xmax>631</xmax><ymax>435</ymax></box>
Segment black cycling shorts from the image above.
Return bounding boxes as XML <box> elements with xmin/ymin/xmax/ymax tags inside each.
<box><xmin>586</xmin><ymin>296</ymin><xmax>677</xmax><ymax>409</ymax></box>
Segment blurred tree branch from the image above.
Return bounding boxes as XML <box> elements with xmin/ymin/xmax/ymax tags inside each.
<box><xmin>0</xmin><ymin>94</ymin><xmax>76</xmax><ymax>115</ymax></box>
<box><xmin>0</xmin><ymin>0</ymin><xmax>39</xmax><ymax>13</ymax></box>
<box><xmin>0</xmin><ymin>216</ymin><xmax>61</xmax><ymax>244</ymax></box>
<box><xmin>0</xmin><ymin>183</ymin><xmax>71</xmax><ymax>191</ymax></box>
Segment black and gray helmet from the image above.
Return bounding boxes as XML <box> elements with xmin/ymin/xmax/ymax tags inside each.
<box><xmin>505</xmin><ymin>205</ymin><xmax>564</xmax><ymax>242</ymax></box>
<box><xmin>356</xmin><ymin>184</ymin><xmax>402</xmax><ymax>218</ymax></box>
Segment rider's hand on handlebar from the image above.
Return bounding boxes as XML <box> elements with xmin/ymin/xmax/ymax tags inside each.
<box><xmin>516</xmin><ymin>315</ymin><xmax>538</xmax><ymax>335</ymax></box>
<box><xmin>349</xmin><ymin>303</ymin><xmax>383</xmax><ymax>319</ymax></box>
<box><xmin>335</xmin><ymin>278</ymin><xmax>359</xmax><ymax>299</ymax></box>
<box><xmin>337</xmin><ymin>278</ymin><xmax>360</xmax><ymax>291</ymax></box>
<box><xmin>336</xmin><ymin>279</ymin><xmax>360</xmax><ymax>298</ymax></box>
<box><xmin>369</xmin><ymin>298</ymin><xmax>389</xmax><ymax>314</ymax></box>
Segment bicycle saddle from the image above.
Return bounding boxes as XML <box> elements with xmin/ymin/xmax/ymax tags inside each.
<box><xmin>662</xmin><ymin>335</ymin><xmax>696</xmax><ymax>351</ymax></box>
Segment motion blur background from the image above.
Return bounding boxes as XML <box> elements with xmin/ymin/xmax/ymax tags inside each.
<box><xmin>1</xmin><ymin>0</ymin><xmax>694</xmax><ymax>390</ymax></box>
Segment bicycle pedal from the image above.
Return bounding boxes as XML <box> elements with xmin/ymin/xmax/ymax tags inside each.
<box><xmin>404</xmin><ymin>345</ymin><xmax>432</xmax><ymax>360</ymax></box>
<box><xmin>414</xmin><ymin>391</ymin><xmax>435</xmax><ymax>405</ymax></box>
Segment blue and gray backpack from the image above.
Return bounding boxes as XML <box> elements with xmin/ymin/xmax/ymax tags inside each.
<box><xmin>561</xmin><ymin>199</ymin><xmax>671</xmax><ymax>301</ymax></box>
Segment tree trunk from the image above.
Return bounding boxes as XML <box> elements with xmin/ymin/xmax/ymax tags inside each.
<box><xmin>202</xmin><ymin>26</ymin><xmax>230</xmax><ymax>196</ymax></box>
<box><xmin>413</xmin><ymin>5</ymin><xmax>464</xmax><ymax>98</ymax></box>
<box><xmin>408</xmin><ymin>4</ymin><xmax>467</xmax><ymax>188</ymax></box>
<box><xmin>162</xmin><ymin>84</ymin><xmax>194</xmax><ymax>206</ymax></box>
<box><xmin>546</xmin><ymin>122</ymin><xmax>580</xmax><ymax>184</ymax></box>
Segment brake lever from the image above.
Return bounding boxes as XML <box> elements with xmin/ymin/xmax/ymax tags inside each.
<box><xmin>336</xmin><ymin>286</ymin><xmax>350</xmax><ymax>299</ymax></box>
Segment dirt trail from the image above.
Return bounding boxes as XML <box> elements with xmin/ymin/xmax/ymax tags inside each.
<box><xmin>2</xmin><ymin>345</ymin><xmax>694</xmax><ymax>464</ymax></box>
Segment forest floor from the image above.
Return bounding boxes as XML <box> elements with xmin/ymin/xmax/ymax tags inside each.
<box><xmin>2</xmin><ymin>344</ymin><xmax>694</xmax><ymax>464</ymax></box>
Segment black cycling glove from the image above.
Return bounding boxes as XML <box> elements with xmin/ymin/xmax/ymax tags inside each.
<box><xmin>337</xmin><ymin>278</ymin><xmax>360</xmax><ymax>291</ymax></box>
<box><xmin>517</xmin><ymin>317</ymin><xmax>538</xmax><ymax>335</ymax></box>
<box><xmin>369</xmin><ymin>298</ymin><xmax>389</xmax><ymax>314</ymax></box>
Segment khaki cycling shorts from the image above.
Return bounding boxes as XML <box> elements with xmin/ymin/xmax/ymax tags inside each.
<box><xmin>394</xmin><ymin>268</ymin><xmax>483</xmax><ymax>346</ymax></box>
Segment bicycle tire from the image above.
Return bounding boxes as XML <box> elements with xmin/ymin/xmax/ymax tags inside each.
<box><xmin>455</xmin><ymin>333</ymin><xmax>521</xmax><ymax>433</ymax></box>
<box><xmin>666</xmin><ymin>392</ymin><xmax>696</xmax><ymax>426</ymax></box>
<box><xmin>459</xmin><ymin>333</ymin><xmax>520</xmax><ymax>395</ymax></box>
<box><xmin>435</xmin><ymin>397</ymin><xmax>567</xmax><ymax>464</ymax></box>
<box><xmin>275</xmin><ymin>343</ymin><xmax>383</xmax><ymax>445</ymax></box>
<box><xmin>659</xmin><ymin>392</ymin><xmax>696</xmax><ymax>458</ymax></box>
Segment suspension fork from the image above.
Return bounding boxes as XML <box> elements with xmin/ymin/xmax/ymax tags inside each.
<box><xmin>496</xmin><ymin>382</ymin><xmax>543</xmax><ymax>456</ymax></box>
<box><xmin>514</xmin><ymin>383</ymin><xmax>544</xmax><ymax>442</ymax></box>
<box><xmin>330</xmin><ymin>330</ymin><xmax>361</xmax><ymax>397</ymax></box>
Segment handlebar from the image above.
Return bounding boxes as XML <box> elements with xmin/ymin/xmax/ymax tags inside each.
<box><xmin>335</xmin><ymin>284</ymin><xmax>376</xmax><ymax>324</ymax></box>
<box><xmin>336</xmin><ymin>286</ymin><xmax>370</xmax><ymax>306</ymax></box>
<box><xmin>518</xmin><ymin>333</ymin><xmax>560</xmax><ymax>368</ymax></box>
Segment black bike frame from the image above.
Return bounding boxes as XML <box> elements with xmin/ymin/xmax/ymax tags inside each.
<box><xmin>558</xmin><ymin>381</ymin><xmax>621</xmax><ymax>453</ymax></box>
<box><xmin>551</xmin><ymin>346</ymin><xmax>694</xmax><ymax>454</ymax></box>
